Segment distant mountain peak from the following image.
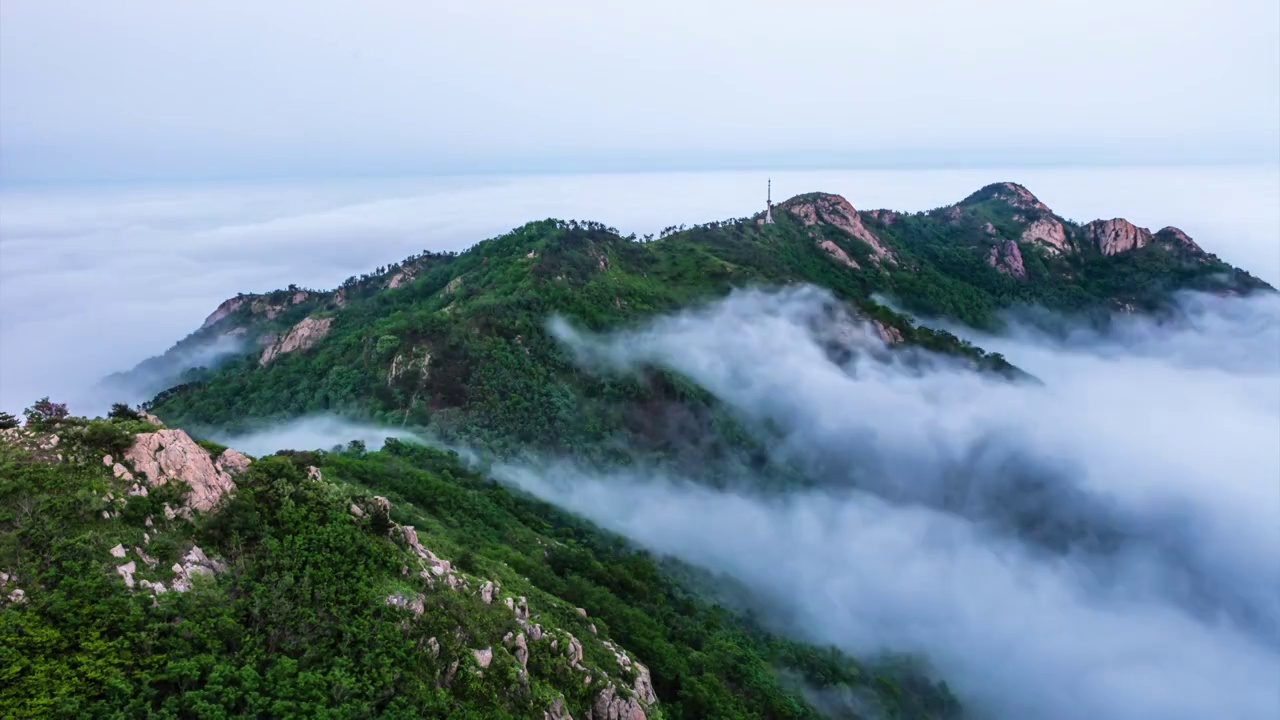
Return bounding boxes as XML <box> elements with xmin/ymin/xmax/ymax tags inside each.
<box><xmin>776</xmin><ymin>192</ymin><xmax>897</xmax><ymax>265</ymax></box>
<box><xmin>962</xmin><ymin>182</ymin><xmax>1052</xmax><ymax>214</ymax></box>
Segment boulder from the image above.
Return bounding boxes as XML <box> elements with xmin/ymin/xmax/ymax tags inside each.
<box><xmin>124</xmin><ymin>429</ymin><xmax>235</xmax><ymax>513</ymax></box>
<box><xmin>215</xmin><ymin>449</ymin><xmax>252</xmax><ymax>475</ymax></box>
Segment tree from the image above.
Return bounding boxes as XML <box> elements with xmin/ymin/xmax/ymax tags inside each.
<box><xmin>0</xmin><ymin>410</ymin><xmax>18</xmax><ymax>429</ymax></box>
<box><xmin>23</xmin><ymin>397</ymin><xmax>68</xmax><ymax>430</ymax></box>
<box><xmin>108</xmin><ymin>402</ymin><xmax>142</xmax><ymax>421</ymax></box>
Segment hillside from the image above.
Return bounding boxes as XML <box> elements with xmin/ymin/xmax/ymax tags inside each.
<box><xmin>0</xmin><ymin>405</ymin><xmax>958</xmax><ymax>719</ymax></box>
<box><xmin>123</xmin><ymin>183</ymin><xmax>1268</xmax><ymax>453</ymax></box>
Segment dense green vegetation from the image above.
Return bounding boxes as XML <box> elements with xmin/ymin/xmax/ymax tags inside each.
<box><xmin>0</xmin><ymin>413</ymin><xmax>959</xmax><ymax>719</ymax></box>
<box><xmin>138</xmin><ymin>185</ymin><xmax>1267</xmax><ymax>454</ymax></box>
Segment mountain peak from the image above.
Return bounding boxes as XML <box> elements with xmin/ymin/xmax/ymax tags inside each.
<box><xmin>776</xmin><ymin>193</ymin><xmax>897</xmax><ymax>264</ymax></box>
<box><xmin>962</xmin><ymin>182</ymin><xmax>1052</xmax><ymax>214</ymax></box>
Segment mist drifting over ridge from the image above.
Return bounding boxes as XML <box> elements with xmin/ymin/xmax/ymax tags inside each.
<box><xmin>483</xmin><ymin>286</ymin><xmax>1280</xmax><ymax>720</ymax></box>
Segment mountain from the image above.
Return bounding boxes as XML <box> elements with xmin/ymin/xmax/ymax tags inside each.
<box><xmin>127</xmin><ymin>184</ymin><xmax>1268</xmax><ymax>451</ymax></box>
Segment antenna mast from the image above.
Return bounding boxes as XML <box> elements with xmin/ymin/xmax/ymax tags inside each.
<box><xmin>764</xmin><ymin>178</ymin><xmax>775</xmax><ymax>224</ymax></box>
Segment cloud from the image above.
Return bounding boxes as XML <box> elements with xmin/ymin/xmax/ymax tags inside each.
<box><xmin>486</xmin><ymin>286</ymin><xmax>1280</xmax><ymax>720</ymax></box>
<box><xmin>207</xmin><ymin>415</ymin><xmax>419</xmax><ymax>457</ymax></box>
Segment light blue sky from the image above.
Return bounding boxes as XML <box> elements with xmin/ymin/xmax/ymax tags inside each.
<box><xmin>2</xmin><ymin>0</ymin><xmax>1277</xmax><ymax>184</ymax></box>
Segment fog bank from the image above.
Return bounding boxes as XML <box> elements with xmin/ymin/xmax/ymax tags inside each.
<box><xmin>208</xmin><ymin>415</ymin><xmax>419</xmax><ymax>457</ymax></box>
<box><xmin>494</xmin><ymin>287</ymin><xmax>1280</xmax><ymax>720</ymax></box>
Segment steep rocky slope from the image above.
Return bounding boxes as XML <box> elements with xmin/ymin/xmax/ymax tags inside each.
<box><xmin>1</xmin><ymin>406</ymin><xmax>956</xmax><ymax>718</ymax></box>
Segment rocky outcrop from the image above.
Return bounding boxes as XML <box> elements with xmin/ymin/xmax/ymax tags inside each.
<box><xmin>817</xmin><ymin>240</ymin><xmax>860</xmax><ymax>270</ymax></box>
<box><xmin>388</xmin><ymin>348</ymin><xmax>432</xmax><ymax>386</ymax></box>
<box><xmin>986</xmin><ymin>182</ymin><xmax>1052</xmax><ymax>213</ymax></box>
<box><xmin>545</xmin><ymin>698</ymin><xmax>573</xmax><ymax>720</ymax></box>
<box><xmin>867</xmin><ymin>209</ymin><xmax>898</xmax><ymax>225</ymax></box>
<box><xmin>386</xmin><ymin>592</ymin><xmax>426</xmax><ymax>617</ymax></box>
<box><xmin>0</xmin><ymin>571</ymin><xmax>24</xmax><ymax>605</ymax></box>
<box><xmin>1083</xmin><ymin>218</ymin><xmax>1153</xmax><ymax>255</ymax></box>
<box><xmin>986</xmin><ymin>240</ymin><xmax>1027</xmax><ymax>279</ymax></box>
<box><xmin>589</xmin><ymin>684</ymin><xmax>647</xmax><ymax>720</ymax></box>
<box><xmin>124</xmin><ymin>429</ymin><xmax>241</xmax><ymax>513</ymax></box>
<box><xmin>202</xmin><ymin>290</ymin><xmax>312</xmax><ymax>330</ymax></box>
<box><xmin>215</xmin><ymin>449</ymin><xmax>252</xmax><ymax>475</ymax></box>
<box><xmin>169</xmin><ymin>545</ymin><xmax>226</xmax><ymax>593</ymax></box>
<box><xmin>1156</xmin><ymin>226</ymin><xmax>1204</xmax><ymax>253</ymax></box>
<box><xmin>259</xmin><ymin>316</ymin><xmax>333</xmax><ymax>366</ymax></box>
<box><xmin>387</xmin><ymin>268</ymin><xmax>415</xmax><ymax>288</ymax></box>
<box><xmin>872</xmin><ymin>320</ymin><xmax>904</xmax><ymax>345</ymax></box>
<box><xmin>1020</xmin><ymin>216</ymin><xmax>1070</xmax><ymax>254</ymax></box>
<box><xmin>201</xmin><ymin>296</ymin><xmax>250</xmax><ymax>329</ymax></box>
<box><xmin>782</xmin><ymin>194</ymin><xmax>897</xmax><ymax>265</ymax></box>
<box><xmin>1</xmin><ymin>427</ymin><xmax>62</xmax><ymax>462</ymax></box>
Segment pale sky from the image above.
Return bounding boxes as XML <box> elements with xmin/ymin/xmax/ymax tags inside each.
<box><xmin>2</xmin><ymin>0</ymin><xmax>1278</xmax><ymax>183</ymax></box>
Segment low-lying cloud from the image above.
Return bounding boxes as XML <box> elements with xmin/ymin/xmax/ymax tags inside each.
<box><xmin>490</xmin><ymin>286</ymin><xmax>1280</xmax><ymax>720</ymax></box>
<box><xmin>207</xmin><ymin>415</ymin><xmax>419</xmax><ymax>457</ymax></box>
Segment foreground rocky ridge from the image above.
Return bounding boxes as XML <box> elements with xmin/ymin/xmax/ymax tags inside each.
<box><xmin>0</xmin><ymin>414</ymin><xmax>662</xmax><ymax>719</ymax></box>
<box><xmin>2</xmin><ymin>404</ymin><xmax>954</xmax><ymax>718</ymax></box>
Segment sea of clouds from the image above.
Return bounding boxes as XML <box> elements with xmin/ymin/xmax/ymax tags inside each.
<box><xmin>486</xmin><ymin>286</ymin><xmax>1280</xmax><ymax>720</ymax></box>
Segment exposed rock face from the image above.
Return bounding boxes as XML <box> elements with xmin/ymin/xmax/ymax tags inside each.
<box><xmin>260</xmin><ymin>316</ymin><xmax>333</xmax><ymax>366</ymax></box>
<box><xmin>867</xmin><ymin>209</ymin><xmax>898</xmax><ymax>225</ymax></box>
<box><xmin>989</xmin><ymin>182</ymin><xmax>1052</xmax><ymax>213</ymax></box>
<box><xmin>116</xmin><ymin>561</ymin><xmax>137</xmax><ymax>589</ymax></box>
<box><xmin>505</xmin><ymin>631</ymin><xmax>529</xmax><ymax>673</ymax></box>
<box><xmin>201</xmin><ymin>296</ymin><xmax>249</xmax><ymax>329</ymax></box>
<box><xmin>782</xmin><ymin>194</ymin><xmax>896</xmax><ymax>265</ymax></box>
<box><xmin>871</xmin><ymin>320</ymin><xmax>903</xmax><ymax>346</ymax></box>
<box><xmin>817</xmin><ymin>240</ymin><xmax>860</xmax><ymax>270</ymax></box>
<box><xmin>1020</xmin><ymin>216</ymin><xmax>1070</xmax><ymax>254</ymax></box>
<box><xmin>633</xmin><ymin>662</ymin><xmax>658</xmax><ymax>705</ymax></box>
<box><xmin>388</xmin><ymin>348</ymin><xmax>432</xmax><ymax>386</ymax></box>
<box><xmin>386</xmin><ymin>592</ymin><xmax>426</xmax><ymax>617</ymax></box>
<box><xmin>986</xmin><ymin>240</ymin><xmax>1027</xmax><ymax>279</ymax></box>
<box><xmin>545</xmin><ymin>698</ymin><xmax>573</xmax><ymax>720</ymax></box>
<box><xmin>1084</xmin><ymin>218</ymin><xmax>1153</xmax><ymax>255</ymax></box>
<box><xmin>215</xmin><ymin>449</ymin><xmax>252</xmax><ymax>475</ymax></box>
<box><xmin>124</xmin><ymin>429</ymin><xmax>235</xmax><ymax>513</ymax></box>
<box><xmin>589</xmin><ymin>685</ymin><xmax>647</xmax><ymax>720</ymax></box>
<box><xmin>472</xmin><ymin>647</ymin><xmax>493</xmax><ymax>669</ymax></box>
<box><xmin>170</xmin><ymin>545</ymin><xmax>224</xmax><ymax>593</ymax></box>
<box><xmin>1156</xmin><ymin>226</ymin><xmax>1204</xmax><ymax>253</ymax></box>
<box><xmin>387</xmin><ymin>269</ymin><xmax>414</xmax><ymax>288</ymax></box>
